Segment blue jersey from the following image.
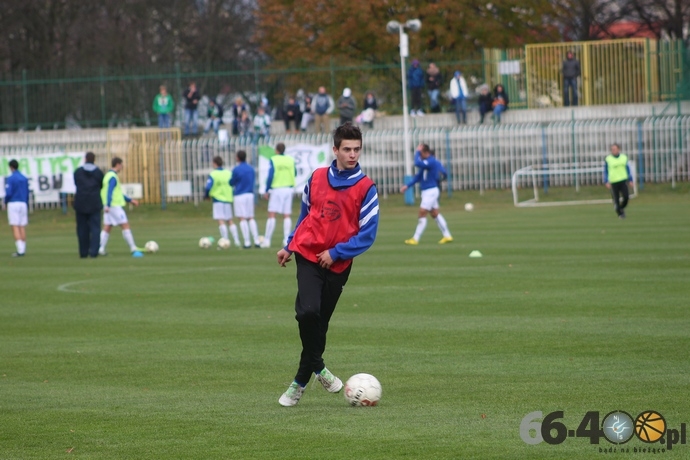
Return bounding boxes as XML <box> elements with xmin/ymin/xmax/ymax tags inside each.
<box><xmin>406</xmin><ymin>151</ymin><xmax>448</xmax><ymax>191</ymax></box>
<box><xmin>230</xmin><ymin>162</ymin><xmax>256</xmax><ymax>195</ymax></box>
<box><xmin>286</xmin><ymin>160</ymin><xmax>379</xmax><ymax>260</ymax></box>
<box><xmin>4</xmin><ymin>170</ymin><xmax>29</xmax><ymax>204</ymax></box>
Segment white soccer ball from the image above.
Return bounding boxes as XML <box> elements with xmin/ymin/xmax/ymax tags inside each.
<box><xmin>217</xmin><ymin>237</ymin><xmax>231</xmax><ymax>249</ymax></box>
<box><xmin>464</xmin><ymin>203</ymin><xmax>474</xmax><ymax>212</ymax></box>
<box><xmin>199</xmin><ymin>237</ymin><xmax>212</xmax><ymax>249</ymax></box>
<box><xmin>144</xmin><ymin>241</ymin><xmax>159</xmax><ymax>253</ymax></box>
<box><xmin>344</xmin><ymin>373</ymin><xmax>382</xmax><ymax>407</ymax></box>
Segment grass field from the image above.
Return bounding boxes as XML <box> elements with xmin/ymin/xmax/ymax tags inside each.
<box><xmin>1</xmin><ymin>184</ymin><xmax>689</xmax><ymax>459</ymax></box>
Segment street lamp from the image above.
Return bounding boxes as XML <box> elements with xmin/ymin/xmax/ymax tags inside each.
<box><xmin>387</xmin><ymin>18</ymin><xmax>421</xmax><ymax>205</ymax></box>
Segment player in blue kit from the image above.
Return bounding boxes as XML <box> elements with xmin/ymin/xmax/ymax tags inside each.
<box><xmin>3</xmin><ymin>160</ymin><xmax>30</xmax><ymax>257</ymax></box>
<box><xmin>400</xmin><ymin>143</ymin><xmax>453</xmax><ymax>245</ymax></box>
<box><xmin>230</xmin><ymin>150</ymin><xmax>261</xmax><ymax>248</ymax></box>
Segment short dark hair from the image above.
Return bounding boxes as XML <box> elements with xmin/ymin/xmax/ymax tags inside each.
<box><xmin>85</xmin><ymin>152</ymin><xmax>96</xmax><ymax>163</ymax></box>
<box><xmin>420</xmin><ymin>143</ymin><xmax>431</xmax><ymax>154</ymax></box>
<box><xmin>276</xmin><ymin>143</ymin><xmax>286</xmax><ymax>154</ymax></box>
<box><xmin>236</xmin><ymin>150</ymin><xmax>247</xmax><ymax>162</ymax></box>
<box><xmin>333</xmin><ymin>122</ymin><xmax>362</xmax><ymax>149</ymax></box>
<box><xmin>612</xmin><ymin>143</ymin><xmax>621</xmax><ymax>149</ymax></box>
<box><xmin>213</xmin><ymin>156</ymin><xmax>223</xmax><ymax>167</ymax></box>
<box><xmin>111</xmin><ymin>157</ymin><xmax>123</xmax><ymax>168</ymax></box>
<box><xmin>9</xmin><ymin>159</ymin><xmax>18</xmax><ymax>170</ymax></box>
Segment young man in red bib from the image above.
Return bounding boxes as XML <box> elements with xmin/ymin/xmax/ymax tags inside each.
<box><xmin>276</xmin><ymin>122</ymin><xmax>380</xmax><ymax>407</ymax></box>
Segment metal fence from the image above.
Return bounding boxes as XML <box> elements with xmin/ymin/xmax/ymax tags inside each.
<box><xmin>0</xmin><ymin>40</ymin><xmax>687</xmax><ymax>132</ymax></box>
<box><xmin>1</xmin><ymin>116</ymin><xmax>687</xmax><ymax>210</ymax></box>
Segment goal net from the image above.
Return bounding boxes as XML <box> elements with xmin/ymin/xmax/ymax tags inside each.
<box><xmin>511</xmin><ymin>162</ymin><xmax>638</xmax><ymax>207</ymax></box>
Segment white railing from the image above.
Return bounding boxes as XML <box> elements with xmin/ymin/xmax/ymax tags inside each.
<box><xmin>1</xmin><ymin>116</ymin><xmax>688</xmax><ymax>209</ymax></box>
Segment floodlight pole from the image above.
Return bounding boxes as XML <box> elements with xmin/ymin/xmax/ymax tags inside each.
<box><xmin>399</xmin><ymin>28</ymin><xmax>415</xmax><ymax>205</ymax></box>
<box><xmin>388</xmin><ymin>20</ymin><xmax>420</xmax><ymax>205</ymax></box>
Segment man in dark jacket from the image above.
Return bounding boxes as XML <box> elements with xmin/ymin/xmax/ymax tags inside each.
<box><xmin>562</xmin><ymin>51</ymin><xmax>581</xmax><ymax>107</ymax></box>
<box><xmin>183</xmin><ymin>82</ymin><xmax>201</xmax><ymax>136</ymax></box>
<box><xmin>73</xmin><ymin>152</ymin><xmax>104</xmax><ymax>258</ymax></box>
<box><xmin>407</xmin><ymin>59</ymin><xmax>425</xmax><ymax>116</ymax></box>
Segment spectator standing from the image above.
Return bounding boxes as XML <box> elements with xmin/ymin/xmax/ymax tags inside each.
<box><xmin>253</xmin><ymin>106</ymin><xmax>271</xmax><ymax>142</ymax></box>
<box><xmin>477</xmin><ymin>85</ymin><xmax>493</xmax><ymax>124</ymax></box>
<box><xmin>492</xmin><ymin>84</ymin><xmax>509</xmax><ymax>122</ymax></box>
<box><xmin>231</xmin><ymin>97</ymin><xmax>250</xmax><ymax>136</ymax></box>
<box><xmin>426</xmin><ymin>63</ymin><xmax>443</xmax><ymax>113</ymax></box>
<box><xmin>73</xmin><ymin>152</ymin><xmax>104</xmax><ymax>258</ymax></box>
<box><xmin>358</xmin><ymin>92</ymin><xmax>378</xmax><ymax>128</ymax></box>
<box><xmin>449</xmin><ymin>71</ymin><xmax>469</xmax><ymax>124</ymax></box>
<box><xmin>3</xmin><ymin>159</ymin><xmax>29</xmax><ymax>257</ymax></box>
<box><xmin>183</xmin><ymin>82</ymin><xmax>201</xmax><ymax>136</ymax></box>
<box><xmin>407</xmin><ymin>59</ymin><xmax>425</xmax><ymax>116</ymax></box>
<box><xmin>562</xmin><ymin>51</ymin><xmax>581</xmax><ymax>107</ymax></box>
<box><xmin>238</xmin><ymin>110</ymin><xmax>252</xmax><ymax>140</ymax></box>
<box><xmin>300</xmin><ymin>95</ymin><xmax>314</xmax><ymax>132</ymax></box>
<box><xmin>311</xmin><ymin>86</ymin><xmax>335</xmax><ymax>133</ymax></box>
<box><xmin>283</xmin><ymin>96</ymin><xmax>302</xmax><ymax>133</ymax></box>
<box><xmin>152</xmin><ymin>85</ymin><xmax>174</xmax><ymax>128</ymax></box>
<box><xmin>204</xmin><ymin>99</ymin><xmax>224</xmax><ymax>134</ymax></box>
<box><xmin>337</xmin><ymin>88</ymin><xmax>356</xmax><ymax>125</ymax></box>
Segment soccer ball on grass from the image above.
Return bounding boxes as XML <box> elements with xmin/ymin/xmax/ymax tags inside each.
<box><xmin>464</xmin><ymin>203</ymin><xmax>474</xmax><ymax>212</ymax></box>
<box><xmin>344</xmin><ymin>373</ymin><xmax>382</xmax><ymax>407</ymax></box>
<box><xmin>217</xmin><ymin>238</ymin><xmax>231</xmax><ymax>249</ymax></box>
<box><xmin>144</xmin><ymin>241</ymin><xmax>159</xmax><ymax>253</ymax></box>
<box><xmin>199</xmin><ymin>237</ymin><xmax>212</xmax><ymax>249</ymax></box>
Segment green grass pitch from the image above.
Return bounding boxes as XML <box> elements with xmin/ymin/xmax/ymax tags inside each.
<box><xmin>1</xmin><ymin>184</ymin><xmax>689</xmax><ymax>459</ymax></box>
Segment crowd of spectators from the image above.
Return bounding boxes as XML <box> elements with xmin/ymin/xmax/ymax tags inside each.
<box><xmin>152</xmin><ymin>52</ymin><xmax>581</xmax><ymax>136</ymax></box>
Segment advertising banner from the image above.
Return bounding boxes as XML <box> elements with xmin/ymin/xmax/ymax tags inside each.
<box><xmin>0</xmin><ymin>153</ymin><xmax>84</xmax><ymax>201</ymax></box>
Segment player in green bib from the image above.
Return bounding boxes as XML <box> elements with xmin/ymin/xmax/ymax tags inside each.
<box><xmin>261</xmin><ymin>143</ymin><xmax>297</xmax><ymax>248</ymax></box>
<box><xmin>204</xmin><ymin>156</ymin><xmax>241</xmax><ymax>247</ymax></box>
<box><xmin>604</xmin><ymin>143</ymin><xmax>634</xmax><ymax>219</ymax></box>
<box><xmin>99</xmin><ymin>157</ymin><xmax>144</xmax><ymax>256</ymax></box>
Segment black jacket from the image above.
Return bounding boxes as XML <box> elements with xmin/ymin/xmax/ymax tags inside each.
<box><xmin>73</xmin><ymin>164</ymin><xmax>104</xmax><ymax>214</ymax></box>
<box><xmin>562</xmin><ymin>57</ymin><xmax>581</xmax><ymax>78</ymax></box>
<box><xmin>183</xmin><ymin>89</ymin><xmax>201</xmax><ymax>110</ymax></box>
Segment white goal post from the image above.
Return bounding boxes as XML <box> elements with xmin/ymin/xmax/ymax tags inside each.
<box><xmin>512</xmin><ymin>162</ymin><xmax>638</xmax><ymax>207</ymax></box>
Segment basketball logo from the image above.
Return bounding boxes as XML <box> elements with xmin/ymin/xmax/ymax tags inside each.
<box><xmin>635</xmin><ymin>411</ymin><xmax>666</xmax><ymax>443</ymax></box>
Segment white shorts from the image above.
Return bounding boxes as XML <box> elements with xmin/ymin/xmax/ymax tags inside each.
<box><xmin>420</xmin><ymin>187</ymin><xmax>440</xmax><ymax>211</ymax></box>
<box><xmin>104</xmin><ymin>206</ymin><xmax>128</xmax><ymax>226</ymax></box>
<box><xmin>213</xmin><ymin>201</ymin><xmax>233</xmax><ymax>221</ymax></box>
<box><xmin>7</xmin><ymin>202</ymin><xmax>28</xmax><ymax>226</ymax></box>
<box><xmin>267</xmin><ymin>187</ymin><xmax>294</xmax><ymax>215</ymax></box>
<box><xmin>233</xmin><ymin>193</ymin><xmax>255</xmax><ymax>219</ymax></box>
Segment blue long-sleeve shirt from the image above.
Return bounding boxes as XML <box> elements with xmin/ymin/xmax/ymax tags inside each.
<box><xmin>603</xmin><ymin>162</ymin><xmax>632</xmax><ymax>183</ymax></box>
<box><xmin>285</xmin><ymin>160</ymin><xmax>379</xmax><ymax>262</ymax></box>
<box><xmin>406</xmin><ymin>151</ymin><xmax>448</xmax><ymax>191</ymax></box>
<box><xmin>265</xmin><ymin>161</ymin><xmax>297</xmax><ymax>192</ymax></box>
<box><xmin>4</xmin><ymin>170</ymin><xmax>29</xmax><ymax>204</ymax></box>
<box><xmin>230</xmin><ymin>162</ymin><xmax>255</xmax><ymax>195</ymax></box>
<box><xmin>204</xmin><ymin>168</ymin><xmax>232</xmax><ymax>202</ymax></box>
<box><xmin>106</xmin><ymin>175</ymin><xmax>131</xmax><ymax>207</ymax></box>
